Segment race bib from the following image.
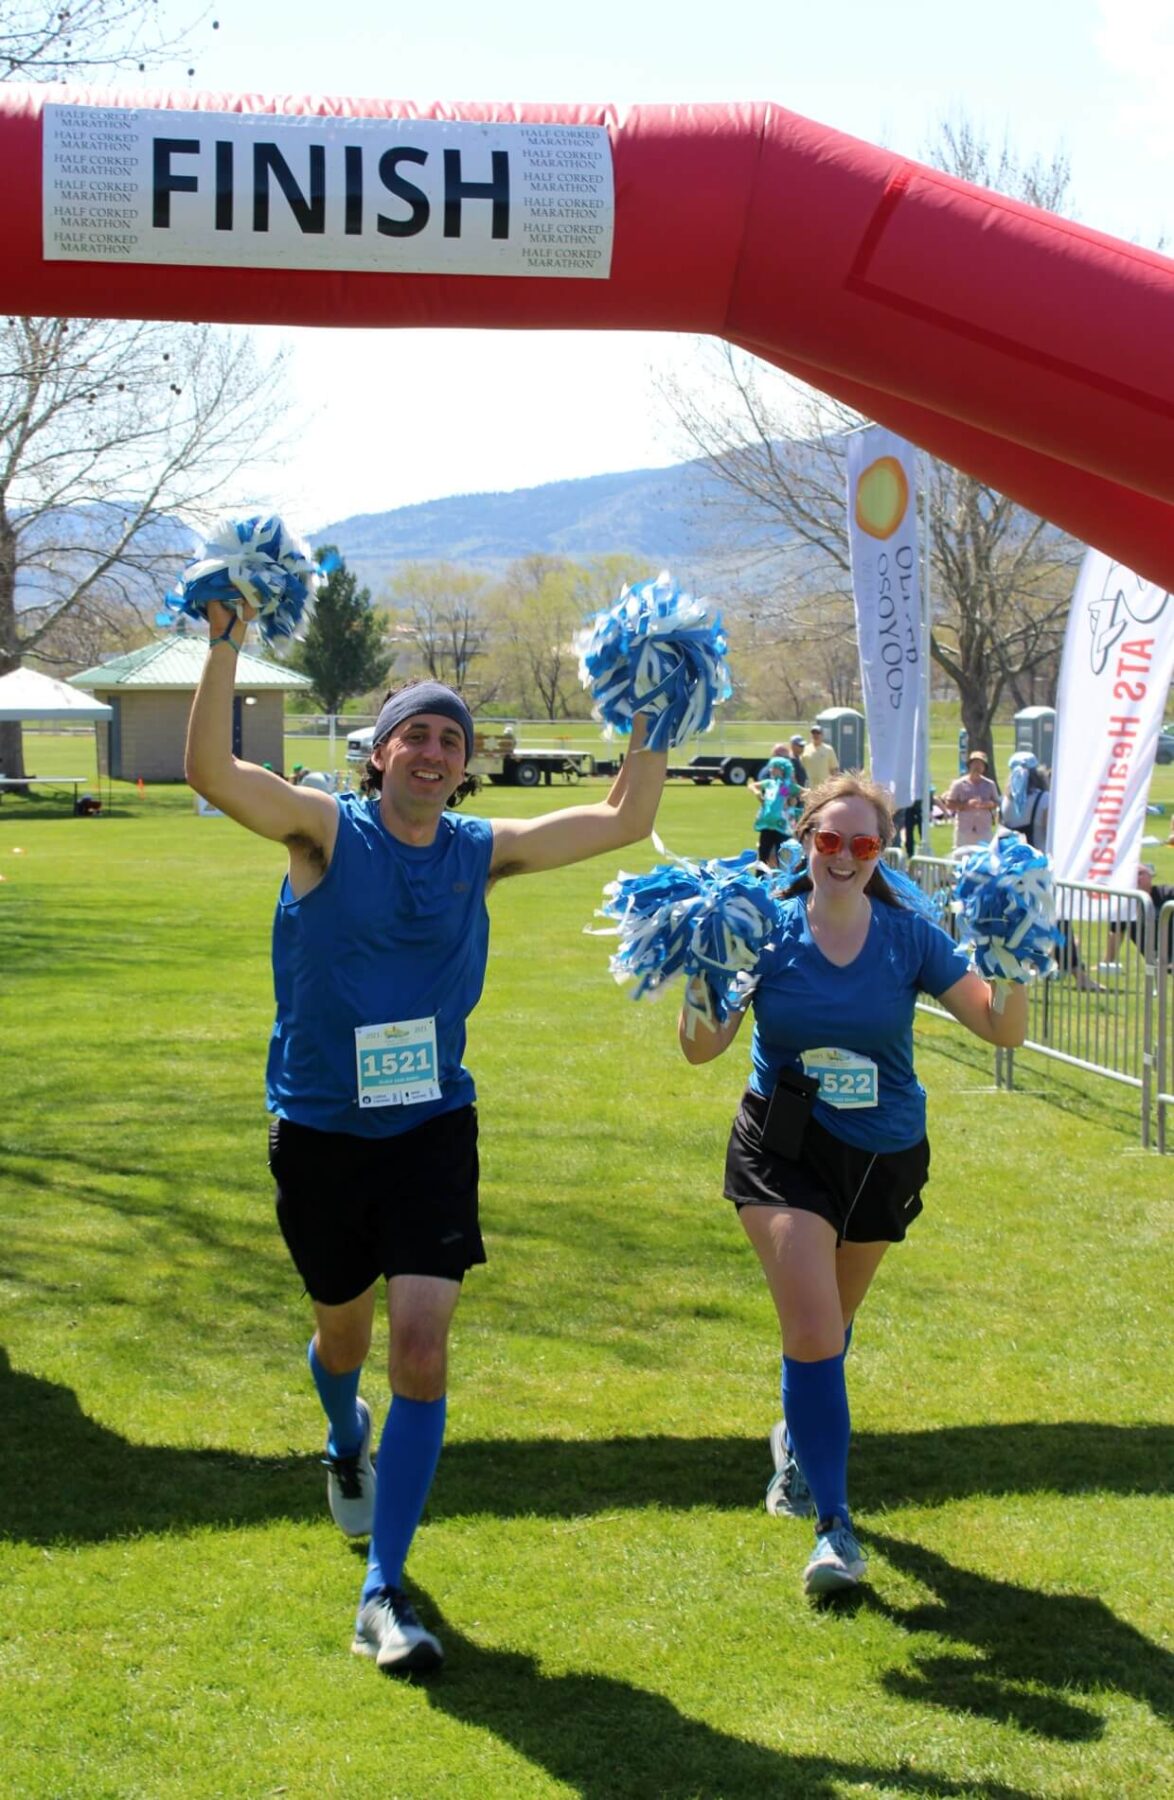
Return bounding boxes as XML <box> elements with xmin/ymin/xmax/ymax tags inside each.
<box><xmin>801</xmin><ymin>1046</ymin><xmax>878</xmax><ymax>1108</ymax></box>
<box><xmin>354</xmin><ymin>1016</ymin><xmax>441</xmax><ymax>1108</ymax></box>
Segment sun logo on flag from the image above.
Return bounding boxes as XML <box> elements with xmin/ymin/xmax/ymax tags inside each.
<box><xmin>854</xmin><ymin>456</ymin><xmax>909</xmax><ymax>540</ymax></box>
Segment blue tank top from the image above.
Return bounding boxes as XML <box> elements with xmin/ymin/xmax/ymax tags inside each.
<box><xmin>266</xmin><ymin>794</ymin><xmax>494</xmax><ymax>1137</ymax></box>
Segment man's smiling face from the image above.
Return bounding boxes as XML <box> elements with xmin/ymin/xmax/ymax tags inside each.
<box><xmin>372</xmin><ymin>712</ymin><xmax>468</xmax><ymax>817</ymax></box>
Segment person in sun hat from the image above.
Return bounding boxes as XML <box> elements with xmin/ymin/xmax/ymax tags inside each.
<box><xmin>677</xmin><ymin>772</ymin><xmax>1026</xmax><ymax>1597</ymax></box>
<box><xmin>943</xmin><ymin>751</ymin><xmax>999</xmax><ymax>851</ymax></box>
<box><xmin>185</xmin><ymin>596</ymin><xmax>668</xmax><ymax>1677</ymax></box>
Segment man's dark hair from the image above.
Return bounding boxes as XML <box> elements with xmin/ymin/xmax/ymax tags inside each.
<box><xmin>360</xmin><ymin>681</ymin><xmax>480</xmax><ymax>806</ymax></box>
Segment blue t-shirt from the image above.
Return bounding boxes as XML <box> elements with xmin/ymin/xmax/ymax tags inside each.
<box><xmin>266</xmin><ymin>794</ymin><xmax>495</xmax><ymax>1137</ymax></box>
<box><xmin>747</xmin><ymin>894</ymin><xmax>972</xmax><ymax>1151</ymax></box>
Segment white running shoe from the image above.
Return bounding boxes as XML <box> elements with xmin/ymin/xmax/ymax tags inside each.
<box><xmin>765</xmin><ymin>1420</ymin><xmax>815</xmax><ymax>1518</ymax></box>
<box><xmin>352</xmin><ymin>1586</ymin><xmax>444</xmax><ymax>1674</ymax></box>
<box><xmin>323</xmin><ymin>1397</ymin><xmax>375</xmax><ymax>1538</ymax></box>
<box><xmin>804</xmin><ymin>1517</ymin><xmax>868</xmax><ymax>1595</ymax></box>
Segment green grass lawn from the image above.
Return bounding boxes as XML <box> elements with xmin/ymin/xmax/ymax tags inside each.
<box><xmin>0</xmin><ymin>780</ymin><xmax>1171</xmax><ymax>1799</ymax></box>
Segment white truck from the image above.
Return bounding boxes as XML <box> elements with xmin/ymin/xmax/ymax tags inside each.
<box><xmin>346</xmin><ymin>722</ymin><xmax>596</xmax><ymax>787</ymax></box>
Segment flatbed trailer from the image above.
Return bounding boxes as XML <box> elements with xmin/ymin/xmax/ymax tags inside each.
<box><xmin>665</xmin><ymin>753</ymin><xmax>765</xmax><ymax>787</ymax></box>
<box><xmin>346</xmin><ymin>723</ymin><xmax>594</xmax><ymax>785</ymax></box>
<box><xmin>346</xmin><ymin>726</ymin><xmax>764</xmax><ymax>788</ymax></box>
<box><xmin>479</xmin><ymin>748</ymin><xmax>594</xmax><ymax>786</ymax></box>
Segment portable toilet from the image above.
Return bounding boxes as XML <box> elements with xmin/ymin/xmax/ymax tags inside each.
<box><xmin>814</xmin><ymin>707</ymin><xmax>866</xmax><ymax>772</ymax></box>
<box><xmin>1014</xmin><ymin>706</ymin><xmax>1055</xmax><ymax>765</ymax></box>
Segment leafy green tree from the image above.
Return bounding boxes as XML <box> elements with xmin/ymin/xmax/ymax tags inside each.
<box><xmin>293</xmin><ymin>550</ymin><xmax>394</xmax><ymax>716</ymax></box>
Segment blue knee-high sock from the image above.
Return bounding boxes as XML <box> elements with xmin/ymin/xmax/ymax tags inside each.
<box><xmin>308</xmin><ymin>1337</ymin><xmax>364</xmax><ymax>1459</ymax></box>
<box><xmin>783</xmin><ymin>1323</ymin><xmax>853</xmax><ymax>1451</ymax></box>
<box><xmin>781</xmin><ymin>1353</ymin><xmax>851</xmax><ymax>1527</ymax></box>
<box><xmin>361</xmin><ymin>1394</ymin><xmax>447</xmax><ymax>1603</ymax></box>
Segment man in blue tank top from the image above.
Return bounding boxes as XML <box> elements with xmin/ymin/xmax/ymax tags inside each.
<box><xmin>186</xmin><ymin>597</ymin><xmax>668</xmax><ymax>1676</ymax></box>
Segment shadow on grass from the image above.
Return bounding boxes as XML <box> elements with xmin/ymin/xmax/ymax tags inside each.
<box><xmin>918</xmin><ymin>1018</ymin><xmax>1144</xmax><ymax>1140</ymax></box>
<box><xmin>409</xmin><ymin>1596</ymin><xmax>1038</xmax><ymax>1800</ymax></box>
<box><xmin>5</xmin><ymin>1352</ymin><xmax>1169</xmax><ymax>1762</ymax></box>
<box><xmin>3</xmin><ymin>1347</ymin><xmax>1169</xmax><ymax>1545</ymax></box>
<box><xmin>863</xmin><ymin>1530</ymin><xmax>1173</xmax><ymax>1740</ymax></box>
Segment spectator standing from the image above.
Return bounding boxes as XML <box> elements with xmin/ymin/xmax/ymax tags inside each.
<box><xmin>801</xmin><ymin>724</ymin><xmax>839</xmax><ymax>788</ymax></box>
<box><xmin>998</xmin><ymin>752</ymin><xmax>1046</xmax><ymax>845</ymax></box>
<box><xmin>788</xmin><ymin>734</ymin><xmax>808</xmax><ymax>789</ymax></box>
<box><xmin>749</xmin><ymin>755</ymin><xmax>800</xmax><ymax>867</ymax></box>
<box><xmin>891</xmin><ymin>800</ymin><xmax>923</xmax><ymax>857</ymax></box>
<box><xmin>944</xmin><ymin>752</ymin><xmax>999</xmax><ymax>850</ymax></box>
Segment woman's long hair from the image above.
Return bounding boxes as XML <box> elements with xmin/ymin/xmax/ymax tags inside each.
<box><xmin>781</xmin><ymin>773</ymin><xmax>904</xmax><ymax>908</ymax></box>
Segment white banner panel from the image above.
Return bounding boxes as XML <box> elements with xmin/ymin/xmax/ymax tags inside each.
<box><xmin>1049</xmin><ymin>550</ymin><xmax>1174</xmax><ymax>890</ymax></box>
<box><xmin>42</xmin><ymin>105</ymin><xmax>614</xmax><ymax>278</ymax></box>
<box><xmin>845</xmin><ymin>427</ymin><xmax>923</xmax><ymax>807</ymax></box>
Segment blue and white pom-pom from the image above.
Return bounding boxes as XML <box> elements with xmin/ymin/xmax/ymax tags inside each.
<box><xmin>589</xmin><ymin>837</ymin><xmax>781</xmax><ymax>1031</ymax></box>
<box><xmin>951</xmin><ymin>830</ymin><xmax>1059</xmax><ymax>1006</ymax></box>
<box><xmin>574</xmin><ymin>571</ymin><xmax>733</xmax><ymax>753</ymax></box>
<box><xmin>164</xmin><ymin>515</ymin><xmax>323</xmax><ymax>647</ymax></box>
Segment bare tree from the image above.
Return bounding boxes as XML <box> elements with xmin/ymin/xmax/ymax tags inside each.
<box><xmin>1</xmin><ymin>0</ymin><xmax>207</xmax><ymax>81</ymax></box>
<box><xmin>485</xmin><ymin>554</ymin><xmax>656</xmax><ymax>721</ymax></box>
<box><xmin>385</xmin><ymin>563</ymin><xmax>499</xmax><ymax>703</ymax></box>
<box><xmin>487</xmin><ymin>556</ymin><xmax>577</xmax><ymax>721</ymax></box>
<box><xmin>0</xmin><ymin>316</ymin><xmax>293</xmax><ymax>775</ymax></box>
<box><xmin>653</xmin><ymin>125</ymin><xmax>1084</xmax><ymax>764</ymax></box>
<box><xmin>0</xmin><ymin>0</ymin><xmax>276</xmax><ymax>777</ymax></box>
<box><xmin>931</xmin><ymin>116</ymin><xmax>1072</xmax><ymax>218</ymax></box>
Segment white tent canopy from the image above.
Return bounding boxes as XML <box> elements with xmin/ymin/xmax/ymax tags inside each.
<box><xmin>0</xmin><ymin>667</ymin><xmax>112</xmax><ymax>721</ymax></box>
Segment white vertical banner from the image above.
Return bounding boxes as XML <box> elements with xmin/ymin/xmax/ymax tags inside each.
<box><xmin>845</xmin><ymin>427</ymin><xmax>924</xmax><ymax>807</ymax></box>
<box><xmin>1050</xmin><ymin>551</ymin><xmax>1174</xmax><ymax>889</ymax></box>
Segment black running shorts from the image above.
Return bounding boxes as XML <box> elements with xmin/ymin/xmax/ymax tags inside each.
<box><xmin>723</xmin><ymin>1088</ymin><xmax>928</xmax><ymax>1244</ymax></box>
<box><xmin>269</xmin><ymin>1104</ymin><xmax>486</xmax><ymax>1304</ymax></box>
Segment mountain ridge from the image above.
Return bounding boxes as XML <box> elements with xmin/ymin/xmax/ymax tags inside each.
<box><xmin>308</xmin><ymin>454</ymin><xmax>765</xmax><ymax>591</ymax></box>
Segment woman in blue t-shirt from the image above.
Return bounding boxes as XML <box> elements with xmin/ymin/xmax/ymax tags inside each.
<box><xmin>679</xmin><ymin>774</ymin><xmax>1027</xmax><ymax>1597</ymax></box>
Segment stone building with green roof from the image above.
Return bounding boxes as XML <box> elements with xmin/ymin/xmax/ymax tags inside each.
<box><xmin>71</xmin><ymin>636</ymin><xmax>313</xmax><ymax>783</ymax></box>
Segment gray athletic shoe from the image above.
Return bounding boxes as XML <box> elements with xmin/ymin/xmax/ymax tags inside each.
<box><xmin>765</xmin><ymin>1420</ymin><xmax>815</xmax><ymax>1518</ymax></box>
<box><xmin>323</xmin><ymin>1397</ymin><xmax>375</xmax><ymax>1538</ymax></box>
<box><xmin>804</xmin><ymin>1517</ymin><xmax>867</xmax><ymax>1595</ymax></box>
<box><xmin>352</xmin><ymin>1586</ymin><xmax>444</xmax><ymax>1674</ymax></box>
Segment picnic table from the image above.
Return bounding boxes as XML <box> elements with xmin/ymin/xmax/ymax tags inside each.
<box><xmin>0</xmin><ymin>775</ymin><xmax>93</xmax><ymax>806</ymax></box>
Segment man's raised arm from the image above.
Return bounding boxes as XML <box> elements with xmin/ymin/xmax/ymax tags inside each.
<box><xmin>488</xmin><ymin>714</ymin><xmax>667</xmax><ymax>880</ymax></box>
<box><xmin>184</xmin><ymin>599</ymin><xmax>337</xmax><ymax>858</ymax></box>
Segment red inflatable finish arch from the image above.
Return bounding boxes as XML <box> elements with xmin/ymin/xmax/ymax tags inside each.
<box><xmin>3</xmin><ymin>88</ymin><xmax>1172</xmax><ymax>589</ymax></box>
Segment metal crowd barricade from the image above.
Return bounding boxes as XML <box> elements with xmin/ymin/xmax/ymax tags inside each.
<box><xmin>908</xmin><ymin>856</ymin><xmax>1164</xmax><ymax>1150</ymax></box>
<box><xmin>1157</xmin><ymin>899</ymin><xmax>1174</xmax><ymax>1154</ymax></box>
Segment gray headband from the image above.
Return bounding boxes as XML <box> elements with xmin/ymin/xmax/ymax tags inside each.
<box><xmin>371</xmin><ymin>683</ymin><xmax>474</xmax><ymax>762</ymax></box>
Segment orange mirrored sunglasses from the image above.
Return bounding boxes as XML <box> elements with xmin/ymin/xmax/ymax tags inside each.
<box><xmin>810</xmin><ymin>828</ymin><xmax>883</xmax><ymax>860</ymax></box>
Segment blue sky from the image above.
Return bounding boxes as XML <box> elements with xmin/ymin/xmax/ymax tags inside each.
<box><xmin>150</xmin><ymin>0</ymin><xmax>1172</xmax><ymax>528</ymax></box>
